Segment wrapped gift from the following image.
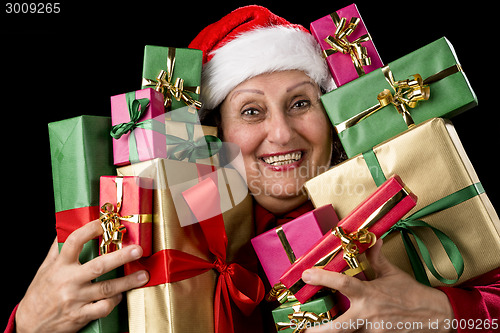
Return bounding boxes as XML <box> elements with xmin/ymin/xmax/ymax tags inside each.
<box><xmin>251</xmin><ymin>204</ymin><xmax>340</xmax><ymax>287</ymax></box>
<box><xmin>110</xmin><ymin>88</ymin><xmax>165</xmax><ymax>166</ymax></box>
<box><xmin>111</xmin><ymin>100</ymin><xmax>221</xmax><ymax>166</ymax></box>
<box><xmin>141</xmin><ymin>45</ymin><xmax>202</xmax><ymax>111</ymax></box>
<box><xmin>310</xmin><ymin>3</ymin><xmax>383</xmax><ymax>87</ymax></box>
<box><xmin>272</xmin><ymin>291</ymin><xmax>338</xmax><ymax>333</ymax></box>
<box><xmin>117</xmin><ymin>157</ymin><xmax>264</xmax><ymax>333</ymax></box>
<box><xmin>322</xmin><ymin>37</ymin><xmax>477</xmax><ymax>157</ymax></box>
<box><xmin>99</xmin><ymin>176</ymin><xmax>153</xmax><ymax>257</ymax></box>
<box><xmin>48</xmin><ymin>115</ymin><xmax>127</xmax><ymax>333</ymax></box>
<box><xmin>305</xmin><ymin>118</ymin><xmax>500</xmax><ymax>287</ymax></box>
<box><xmin>281</xmin><ymin>176</ymin><xmax>417</xmax><ymax>303</ymax></box>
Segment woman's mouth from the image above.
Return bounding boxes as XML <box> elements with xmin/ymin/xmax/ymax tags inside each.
<box><xmin>260</xmin><ymin>151</ymin><xmax>303</xmax><ymax>168</ymax></box>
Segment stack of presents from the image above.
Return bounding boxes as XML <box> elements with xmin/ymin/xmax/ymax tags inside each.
<box><xmin>48</xmin><ymin>3</ymin><xmax>500</xmax><ymax>333</ymax></box>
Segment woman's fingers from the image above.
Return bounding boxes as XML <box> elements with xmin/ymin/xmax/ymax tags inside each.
<box><xmin>81</xmin><ymin>293</ymin><xmax>123</xmax><ymax>323</ymax></box>
<box><xmin>302</xmin><ymin>268</ymin><xmax>365</xmax><ymax>300</ymax></box>
<box><xmin>39</xmin><ymin>237</ymin><xmax>60</xmax><ymax>270</ymax></box>
<box><xmin>80</xmin><ymin>245</ymin><xmax>144</xmax><ymax>281</ymax></box>
<box><xmin>59</xmin><ymin>220</ymin><xmax>103</xmax><ymax>264</ymax></box>
<box><xmin>86</xmin><ymin>270</ymin><xmax>149</xmax><ymax>302</ymax></box>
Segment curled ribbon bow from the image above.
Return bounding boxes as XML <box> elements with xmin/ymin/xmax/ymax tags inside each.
<box><xmin>333</xmin><ymin>226</ymin><xmax>376</xmax><ymax>269</ymax></box>
<box><xmin>110</xmin><ymin>93</ymin><xmax>150</xmax><ymax>140</ymax></box>
<box><xmin>142</xmin><ymin>47</ymin><xmax>202</xmax><ymax>110</ymax></box>
<box><xmin>99</xmin><ymin>202</ymin><xmax>127</xmax><ymax>255</ymax></box>
<box><xmin>275</xmin><ymin>310</ymin><xmax>327</xmax><ymax>333</ymax></box>
<box><xmin>323</xmin><ymin>12</ymin><xmax>372</xmax><ymax>77</ymax></box>
<box><xmin>165</xmin><ymin>121</ymin><xmax>222</xmax><ymax>162</ymax></box>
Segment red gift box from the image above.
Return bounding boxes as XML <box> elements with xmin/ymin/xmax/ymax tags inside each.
<box><xmin>280</xmin><ymin>175</ymin><xmax>417</xmax><ymax>303</ymax></box>
<box><xmin>99</xmin><ymin>176</ymin><xmax>153</xmax><ymax>257</ymax></box>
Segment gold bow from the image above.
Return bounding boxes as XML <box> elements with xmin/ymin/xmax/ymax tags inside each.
<box><xmin>333</xmin><ymin>226</ymin><xmax>376</xmax><ymax>269</ymax></box>
<box><xmin>142</xmin><ymin>47</ymin><xmax>202</xmax><ymax>110</ymax></box>
<box><xmin>99</xmin><ymin>177</ymin><xmax>153</xmax><ymax>255</ymax></box>
<box><xmin>99</xmin><ymin>202</ymin><xmax>127</xmax><ymax>255</ymax></box>
<box><xmin>334</xmin><ymin>64</ymin><xmax>463</xmax><ymax>134</ymax></box>
<box><xmin>323</xmin><ymin>12</ymin><xmax>372</xmax><ymax>77</ymax></box>
<box><xmin>276</xmin><ymin>304</ymin><xmax>332</xmax><ymax>333</ymax></box>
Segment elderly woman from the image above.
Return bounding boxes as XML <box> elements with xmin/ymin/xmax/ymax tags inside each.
<box><xmin>9</xmin><ymin>5</ymin><xmax>500</xmax><ymax>333</ymax></box>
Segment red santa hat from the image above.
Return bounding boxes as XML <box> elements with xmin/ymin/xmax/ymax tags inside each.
<box><xmin>189</xmin><ymin>5</ymin><xmax>335</xmax><ymax>110</ymax></box>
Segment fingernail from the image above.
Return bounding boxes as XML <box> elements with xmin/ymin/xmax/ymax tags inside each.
<box><xmin>302</xmin><ymin>269</ymin><xmax>313</xmax><ymax>283</ymax></box>
<box><xmin>130</xmin><ymin>246</ymin><xmax>142</xmax><ymax>259</ymax></box>
<box><xmin>137</xmin><ymin>271</ymin><xmax>148</xmax><ymax>283</ymax></box>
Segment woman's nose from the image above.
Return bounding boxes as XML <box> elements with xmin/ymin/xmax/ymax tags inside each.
<box><xmin>265</xmin><ymin>110</ymin><xmax>294</xmax><ymax>146</ymax></box>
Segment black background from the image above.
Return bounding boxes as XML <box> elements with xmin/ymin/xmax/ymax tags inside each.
<box><xmin>1</xmin><ymin>0</ymin><xmax>496</xmax><ymax>326</ymax></box>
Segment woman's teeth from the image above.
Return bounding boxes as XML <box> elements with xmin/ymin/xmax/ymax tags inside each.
<box><xmin>262</xmin><ymin>152</ymin><xmax>302</xmax><ymax>166</ymax></box>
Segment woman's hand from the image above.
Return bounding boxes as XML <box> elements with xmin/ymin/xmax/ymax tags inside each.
<box><xmin>15</xmin><ymin>220</ymin><xmax>149</xmax><ymax>333</ymax></box>
<box><xmin>301</xmin><ymin>239</ymin><xmax>456</xmax><ymax>333</ymax></box>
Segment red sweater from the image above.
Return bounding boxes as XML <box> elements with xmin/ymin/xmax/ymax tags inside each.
<box><xmin>6</xmin><ymin>202</ymin><xmax>500</xmax><ymax>333</ymax></box>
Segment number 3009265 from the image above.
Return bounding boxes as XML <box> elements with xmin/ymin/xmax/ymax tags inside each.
<box><xmin>5</xmin><ymin>3</ymin><xmax>60</xmax><ymax>14</ymax></box>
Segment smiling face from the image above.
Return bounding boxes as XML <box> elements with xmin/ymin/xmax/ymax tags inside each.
<box><xmin>220</xmin><ymin>70</ymin><xmax>333</xmax><ymax>214</ymax></box>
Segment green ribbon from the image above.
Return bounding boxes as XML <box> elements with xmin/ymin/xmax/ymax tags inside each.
<box><xmin>362</xmin><ymin>149</ymin><xmax>479</xmax><ymax>286</ymax></box>
<box><xmin>109</xmin><ymin>92</ymin><xmax>155</xmax><ymax>163</ymax></box>
<box><xmin>110</xmin><ymin>92</ymin><xmax>150</xmax><ymax>139</ymax></box>
<box><xmin>165</xmin><ymin>121</ymin><xmax>222</xmax><ymax>163</ymax></box>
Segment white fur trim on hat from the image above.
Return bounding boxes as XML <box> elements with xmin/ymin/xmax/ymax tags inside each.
<box><xmin>200</xmin><ymin>26</ymin><xmax>336</xmax><ymax>110</ymax></box>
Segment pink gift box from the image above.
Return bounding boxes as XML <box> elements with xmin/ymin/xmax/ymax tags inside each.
<box><xmin>251</xmin><ymin>204</ymin><xmax>339</xmax><ymax>287</ymax></box>
<box><xmin>310</xmin><ymin>3</ymin><xmax>383</xmax><ymax>87</ymax></box>
<box><xmin>111</xmin><ymin>88</ymin><xmax>166</xmax><ymax>166</ymax></box>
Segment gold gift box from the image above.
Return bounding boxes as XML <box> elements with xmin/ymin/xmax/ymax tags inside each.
<box><xmin>305</xmin><ymin>118</ymin><xmax>500</xmax><ymax>287</ymax></box>
<box><xmin>164</xmin><ymin>116</ymin><xmax>219</xmax><ymax>166</ymax></box>
<box><xmin>117</xmin><ymin>158</ymin><xmax>261</xmax><ymax>332</ymax></box>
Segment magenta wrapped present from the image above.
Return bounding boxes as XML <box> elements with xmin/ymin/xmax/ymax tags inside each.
<box><xmin>251</xmin><ymin>204</ymin><xmax>339</xmax><ymax>287</ymax></box>
<box><xmin>310</xmin><ymin>3</ymin><xmax>383</xmax><ymax>87</ymax></box>
<box><xmin>110</xmin><ymin>88</ymin><xmax>165</xmax><ymax>166</ymax></box>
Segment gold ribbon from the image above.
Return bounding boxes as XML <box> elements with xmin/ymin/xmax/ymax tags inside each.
<box><xmin>99</xmin><ymin>177</ymin><xmax>152</xmax><ymax>255</ymax></box>
<box><xmin>276</xmin><ymin>303</ymin><xmax>333</xmax><ymax>333</ymax></box>
<box><xmin>276</xmin><ymin>226</ymin><xmax>297</xmax><ymax>264</ymax></box>
<box><xmin>142</xmin><ymin>47</ymin><xmax>202</xmax><ymax>110</ymax></box>
<box><xmin>323</xmin><ymin>12</ymin><xmax>372</xmax><ymax>77</ymax></box>
<box><xmin>286</xmin><ymin>186</ymin><xmax>411</xmax><ymax>295</ymax></box>
<box><xmin>333</xmin><ymin>226</ymin><xmax>376</xmax><ymax>270</ymax></box>
<box><xmin>335</xmin><ymin>64</ymin><xmax>462</xmax><ymax>134</ymax></box>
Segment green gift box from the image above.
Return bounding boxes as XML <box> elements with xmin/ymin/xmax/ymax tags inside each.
<box><xmin>322</xmin><ymin>37</ymin><xmax>477</xmax><ymax>158</ymax></box>
<box><xmin>141</xmin><ymin>46</ymin><xmax>203</xmax><ymax>111</ymax></box>
<box><xmin>272</xmin><ymin>292</ymin><xmax>338</xmax><ymax>332</ymax></box>
<box><xmin>48</xmin><ymin>115</ymin><xmax>127</xmax><ymax>333</ymax></box>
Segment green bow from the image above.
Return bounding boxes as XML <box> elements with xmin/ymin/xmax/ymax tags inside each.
<box><xmin>165</xmin><ymin>122</ymin><xmax>222</xmax><ymax>163</ymax></box>
<box><xmin>110</xmin><ymin>92</ymin><xmax>150</xmax><ymax>139</ymax></box>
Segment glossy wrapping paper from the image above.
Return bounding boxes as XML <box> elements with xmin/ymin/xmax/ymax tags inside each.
<box><xmin>305</xmin><ymin>118</ymin><xmax>500</xmax><ymax>287</ymax></box>
<box><xmin>310</xmin><ymin>3</ymin><xmax>383</xmax><ymax>87</ymax></box>
<box><xmin>48</xmin><ymin>115</ymin><xmax>126</xmax><ymax>332</ymax></box>
<box><xmin>322</xmin><ymin>37</ymin><xmax>477</xmax><ymax>158</ymax></box>
<box><xmin>111</xmin><ymin>88</ymin><xmax>166</xmax><ymax>166</ymax></box>
<box><xmin>251</xmin><ymin>204</ymin><xmax>339</xmax><ymax>287</ymax></box>
<box><xmin>141</xmin><ymin>46</ymin><xmax>202</xmax><ymax>111</ymax></box>
<box><xmin>111</xmin><ymin>96</ymin><xmax>220</xmax><ymax>167</ymax></box>
<box><xmin>272</xmin><ymin>291</ymin><xmax>338</xmax><ymax>332</ymax></box>
<box><xmin>117</xmin><ymin>158</ymin><xmax>263</xmax><ymax>333</ymax></box>
<box><xmin>281</xmin><ymin>176</ymin><xmax>417</xmax><ymax>303</ymax></box>
<box><xmin>99</xmin><ymin>176</ymin><xmax>153</xmax><ymax>257</ymax></box>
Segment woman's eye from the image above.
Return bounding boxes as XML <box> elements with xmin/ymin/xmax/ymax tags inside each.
<box><xmin>241</xmin><ymin>108</ymin><xmax>260</xmax><ymax>116</ymax></box>
<box><xmin>291</xmin><ymin>99</ymin><xmax>311</xmax><ymax>110</ymax></box>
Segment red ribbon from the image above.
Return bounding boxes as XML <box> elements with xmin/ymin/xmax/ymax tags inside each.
<box><xmin>125</xmin><ymin>177</ymin><xmax>264</xmax><ymax>333</ymax></box>
<box><xmin>55</xmin><ymin>206</ymin><xmax>100</xmax><ymax>242</ymax></box>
